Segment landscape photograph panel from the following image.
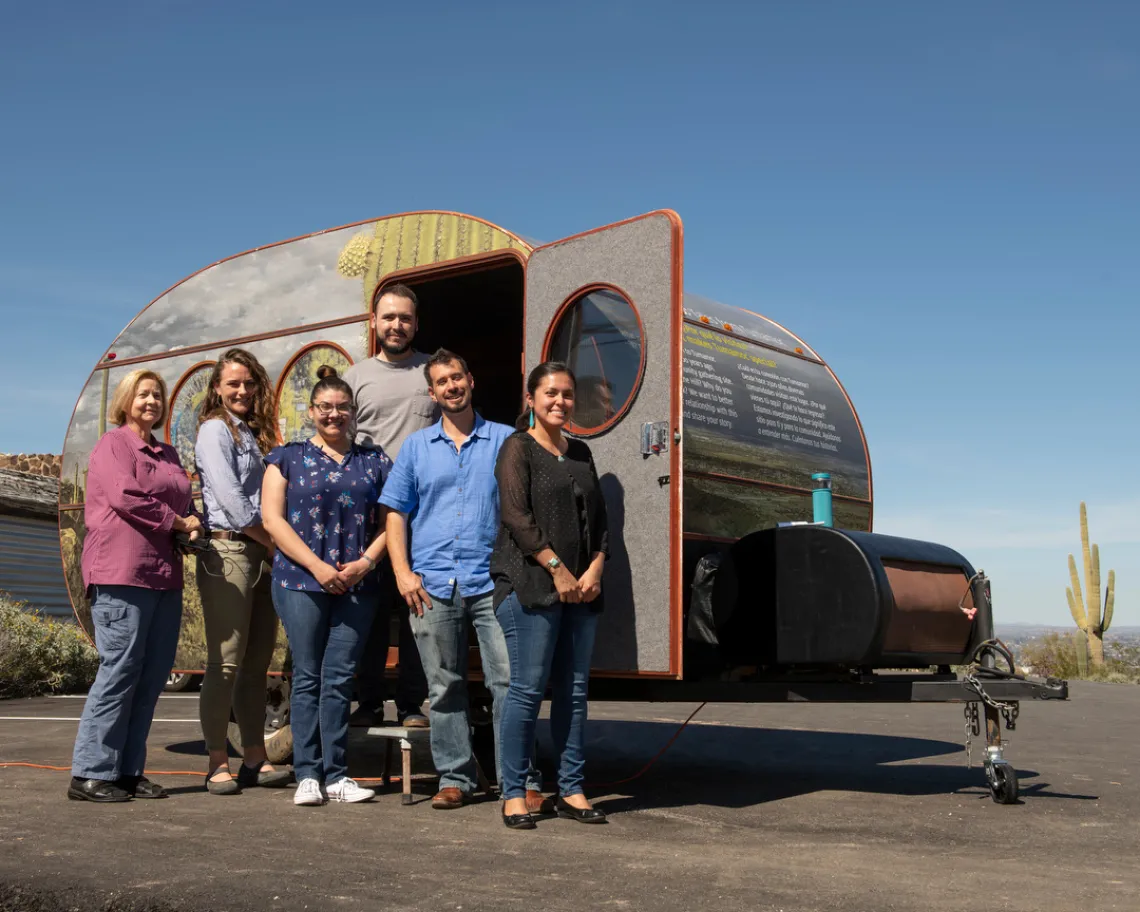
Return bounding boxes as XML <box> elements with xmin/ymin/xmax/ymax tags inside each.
<box><xmin>681</xmin><ymin>326</ymin><xmax>871</xmax><ymax>500</ymax></box>
<box><xmin>684</xmin><ymin>475</ymin><xmax>872</xmax><ymax>540</ymax></box>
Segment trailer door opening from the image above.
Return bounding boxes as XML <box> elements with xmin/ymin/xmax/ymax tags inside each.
<box><xmin>382</xmin><ymin>256</ymin><xmax>525</xmax><ymax>428</ymax></box>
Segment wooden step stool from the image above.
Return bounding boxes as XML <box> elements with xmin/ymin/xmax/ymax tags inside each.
<box><xmin>366</xmin><ymin>725</ymin><xmax>492</xmax><ymax>805</ymax></box>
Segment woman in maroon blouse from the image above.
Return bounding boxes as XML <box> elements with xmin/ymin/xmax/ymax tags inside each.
<box><xmin>69</xmin><ymin>369</ymin><xmax>203</xmax><ymax>803</ymax></box>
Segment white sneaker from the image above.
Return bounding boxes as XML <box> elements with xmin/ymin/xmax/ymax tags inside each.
<box><xmin>293</xmin><ymin>777</ymin><xmax>325</xmax><ymax>806</ymax></box>
<box><xmin>325</xmin><ymin>777</ymin><xmax>375</xmax><ymax>803</ymax></box>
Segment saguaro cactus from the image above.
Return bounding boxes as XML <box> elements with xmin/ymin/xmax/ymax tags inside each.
<box><xmin>1066</xmin><ymin>502</ymin><xmax>1116</xmax><ymax>667</ymax></box>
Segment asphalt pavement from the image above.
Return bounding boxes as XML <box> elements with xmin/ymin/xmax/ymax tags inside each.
<box><xmin>0</xmin><ymin>682</ymin><xmax>1136</xmax><ymax>912</ymax></box>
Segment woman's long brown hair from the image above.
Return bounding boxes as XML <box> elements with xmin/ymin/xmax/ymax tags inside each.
<box><xmin>197</xmin><ymin>348</ymin><xmax>277</xmax><ymax>455</ymax></box>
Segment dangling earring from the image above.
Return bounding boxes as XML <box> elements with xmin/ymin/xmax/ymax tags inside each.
<box><xmin>528</xmin><ymin>408</ymin><xmax>535</xmax><ymax>429</ymax></box>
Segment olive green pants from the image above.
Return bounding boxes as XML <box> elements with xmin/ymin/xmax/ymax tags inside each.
<box><xmin>196</xmin><ymin>538</ymin><xmax>278</xmax><ymax>754</ymax></box>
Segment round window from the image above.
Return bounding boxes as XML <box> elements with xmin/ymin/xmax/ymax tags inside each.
<box><xmin>545</xmin><ymin>286</ymin><xmax>644</xmax><ymax>434</ymax></box>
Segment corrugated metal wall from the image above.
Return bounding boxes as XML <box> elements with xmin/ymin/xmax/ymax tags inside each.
<box><xmin>0</xmin><ymin>514</ymin><xmax>73</xmax><ymax>619</ymax></box>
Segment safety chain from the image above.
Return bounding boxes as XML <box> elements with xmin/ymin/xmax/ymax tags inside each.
<box><xmin>962</xmin><ymin>670</ymin><xmax>1020</xmax><ymax>728</ymax></box>
<box><xmin>963</xmin><ymin>702</ymin><xmax>981</xmax><ymax>768</ymax></box>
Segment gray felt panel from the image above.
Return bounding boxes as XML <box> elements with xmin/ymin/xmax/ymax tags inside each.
<box><xmin>526</xmin><ymin>214</ymin><xmax>677</xmax><ymax>673</ymax></box>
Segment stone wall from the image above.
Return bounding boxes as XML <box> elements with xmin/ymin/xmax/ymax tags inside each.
<box><xmin>0</xmin><ymin>453</ymin><xmax>62</xmax><ymax>478</ymax></box>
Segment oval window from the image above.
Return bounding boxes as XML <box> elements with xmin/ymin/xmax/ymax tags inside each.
<box><xmin>276</xmin><ymin>343</ymin><xmax>355</xmax><ymax>443</ymax></box>
<box><xmin>167</xmin><ymin>362</ymin><xmax>215</xmax><ymax>474</ymax></box>
<box><xmin>545</xmin><ymin>286</ymin><xmax>644</xmax><ymax>434</ymax></box>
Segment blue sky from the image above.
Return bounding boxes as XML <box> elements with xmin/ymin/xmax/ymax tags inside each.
<box><xmin>0</xmin><ymin>1</ymin><xmax>1135</xmax><ymax>626</ymax></box>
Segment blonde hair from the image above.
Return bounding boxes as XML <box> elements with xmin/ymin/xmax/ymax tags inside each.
<box><xmin>108</xmin><ymin>369</ymin><xmax>168</xmax><ymax>427</ymax></box>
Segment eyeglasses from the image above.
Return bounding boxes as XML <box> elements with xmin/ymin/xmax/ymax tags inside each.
<box><xmin>312</xmin><ymin>403</ymin><xmax>356</xmax><ymax>416</ymax></box>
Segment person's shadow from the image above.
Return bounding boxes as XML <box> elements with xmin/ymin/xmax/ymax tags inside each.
<box><xmin>591</xmin><ymin>473</ymin><xmax>638</xmax><ymax>671</ymax></box>
<box><xmin>530</xmin><ymin>719</ymin><xmax>1099</xmax><ymax>812</ymax></box>
<box><xmin>163</xmin><ymin>719</ymin><xmax>1096</xmax><ymax>807</ymax></box>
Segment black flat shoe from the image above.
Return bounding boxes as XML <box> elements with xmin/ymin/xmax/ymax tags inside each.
<box><xmin>67</xmin><ymin>777</ymin><xmax>131</xmax><ymax>803</ymax></box>
<box><xmin>204</xmin><ymin>769</ymin><xmax>241</xmax><ymax>796</ymax></box>
<box><xmin>502</xmin><ymin>809</ymin><xmax>537</xmax><ymax>830</ymax></box>
<box><xmin>556</xmin><ymin>797</ymin><xmax>607</xmax><ymax>824</ymax></box>
<box><xmin>237</xmin><ymin>763</ymin><xmax>293</xmax><ymax>789</ymax></box>
<box><xmin>117</xmin><ymin>776</ymin><xmax>167</xmax><ymax>799</ymax></box>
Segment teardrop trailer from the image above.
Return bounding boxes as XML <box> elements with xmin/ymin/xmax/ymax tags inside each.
<box><xmin>59</xmin><ymin>209</ymin><xmax>1067</xmax><ymax>805</ymax></box>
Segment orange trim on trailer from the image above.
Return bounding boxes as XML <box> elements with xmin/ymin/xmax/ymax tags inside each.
<box><xmin>539</xmin><ymin>281</ymin><xmax>648</xmax><ymax>439</ymax></box>
<box><xmin>591</xmin><ymin>669</ymin><xmax>681</xmax><ymax>680</ymax></box>
<box><xmin>98</xmin><ymin>209</ymin><xmax>531</xmax><ymax>366</ymax></box>
<box><xmin>524</xmin><ymin>209</ymin><xmax>685</xmax><ymax>678</ymax></box>
<box><xmin>681</xmin><ymin>318</ymin><xmax>825</xmax><ymax>365</ymax></box>
<box><xmin>823</xmin><ymin>362</ymin><xmax>874</xmax><ymax>530</ymax></box>
<box><xmin>63</xmin><ymin>211</ymin><xmax>530</xmax><ymax>479</ymax></box>
<box><xmin>164</xmin><ymin>360</ymin><xmax>217</xmax><ymax>455</ymax></box>
<box><xmin>680</xmin><ymin>315</ymin><xmax>875</xmax><ymax>530</ymax></box>
<box><xmin>94</xmin><ymin>314</ymin><xmax>370</xmax><ymax>371</ymax></box>
<box><xmin>684</xmin><ymin>307</ymin><xmax>824</xmax><ymax>363</ymax></box>
<box><xmin>663</xmin><ymin>209</ymin><xmax>685</xmax><ymax>681</ymax></box>
<box><xmin>682</xmin><ymin>531</ymin><xmax>738</xmax><ymax>544</ymax></box>
<box><xmin>527</xmin><ymin>209</ymin><xmax>681</xmax><ymax>254</ymax></box>
<box><xmin>371</xmin><ymin>247</ymin><xmax>531</xmax><ymax>360</ymax></box>
<box><xmin>373</xmin><ymin>248</ymin><xmax>529</xmax><ymax>304</ymax></box>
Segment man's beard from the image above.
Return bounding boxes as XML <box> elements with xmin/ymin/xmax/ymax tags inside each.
<box><xmin>379</xmin><ymin>336</ymin><xmax>411</xmax><ymax>355</ymax></box>
<box><xmin>439</xmin><ymin>393</ymin><xmax>471</xmax><ymax>414</ymax></box>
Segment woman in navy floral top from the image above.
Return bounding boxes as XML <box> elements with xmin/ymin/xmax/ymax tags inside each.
<box><xmin>262</xmin><ymin>366</ymin><xmax>391</xmax><ymax>806</ymax></box>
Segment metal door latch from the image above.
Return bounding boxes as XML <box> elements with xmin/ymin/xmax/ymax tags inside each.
<box><xmin>641</xmin><ymin>421</ymin><xmax>669</xmax><ymax>457</ymax></box>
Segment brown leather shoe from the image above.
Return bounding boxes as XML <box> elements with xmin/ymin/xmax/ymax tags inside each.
<box><xmin>525</xmin><ymin>789</ymin><xmax>554</xmax><ymax>816</ymax></box>
<box><xmin>399</xmin><ymin>712</ymin><xmax>430</xmax><ymax>729</ymax></box>
<box><xmin>431</xmin><ymin>787</ymin><xmax>469</xmax><ymax>810</ymax></box>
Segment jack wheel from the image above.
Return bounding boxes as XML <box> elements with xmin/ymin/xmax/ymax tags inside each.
<box><xmin>988</xmin><ymin>762</ymin><xmax>1019</xmax><ymax>805</ymax></box>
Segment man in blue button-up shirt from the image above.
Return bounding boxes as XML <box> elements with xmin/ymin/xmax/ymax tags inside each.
<box><xmin>381</xmin><ymin>349</ymin><xmax>544</xmax><ymax>809</ymax></box>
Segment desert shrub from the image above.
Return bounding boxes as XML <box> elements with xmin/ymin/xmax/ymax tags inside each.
<box><xmin>1019</xmin><ymin>631</ymin><xmax>1140</xmax><ymax>684</ymax></box>
<box><xmin>0</xmin><ymin>591</ymin><xmax>98</xmax><ymax>698</ymax></box>
<box><xmin>1018</xmin><ymin>632</ymin><xmax>1082</xmax><ymax>678</ymax></box>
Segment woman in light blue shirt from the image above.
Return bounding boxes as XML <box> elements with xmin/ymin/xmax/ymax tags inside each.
<box><xmin>195</xmin><ymin>348</ymin><xmax>291</xmax><ymax>795</ymax></box>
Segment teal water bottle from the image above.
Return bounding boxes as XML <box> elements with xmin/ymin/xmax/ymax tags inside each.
<box><xmin>812</xmin><ymin>473</ymin><xmax>833</xmax><ymax>527</ymax></box>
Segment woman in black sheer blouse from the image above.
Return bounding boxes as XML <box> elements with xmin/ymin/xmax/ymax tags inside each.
<box><xmin>491</xmin><ymin>362</ymin><xmax>609</xmax><ymax>829</ymax></box>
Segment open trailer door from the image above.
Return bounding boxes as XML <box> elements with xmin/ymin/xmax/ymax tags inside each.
<box><xmin>524</xmin><ymin>211</ymin><xmax>683</xmax><ymax>676</ymax></box>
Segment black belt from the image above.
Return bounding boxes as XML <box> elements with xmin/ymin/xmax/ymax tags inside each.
<box><xmin>209</xmin><ymin>530</ymin><xmax>256</xmax><ymax>544</ymax></box>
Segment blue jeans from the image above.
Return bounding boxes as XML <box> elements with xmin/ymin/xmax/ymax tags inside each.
<box><xmin>495</xmin><ymin>592</ymin><xmax>599</xmax><ymax>800</ymax></box>
<box><xmin>71</xmin><ymin>586</ymin><xmax>183</xmax><ymax>781</ymax></box>
<box><xmin>356</xmin><ymin>564</ymin><xmax>428</xmax><ymax>717</ymax></box>
<box><xmin>273</xmin><ymin>586</ymin><xmax>375</xmax><ymax>785</ymax></box>
<box><xmin>410</xmin><ymin>586</ymin><xmax>542</xmax><ymax>795</ymax></box>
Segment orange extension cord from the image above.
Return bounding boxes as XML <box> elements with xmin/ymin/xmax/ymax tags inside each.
<box><xmin>0</xmin><ymin>762</ymin><xmax>402</xmax><ymax>784</ymax></box>
<box><xmin>0</xmin><ymin>702</ymin><xmax>707</xmax><ymax>789</ymax></box>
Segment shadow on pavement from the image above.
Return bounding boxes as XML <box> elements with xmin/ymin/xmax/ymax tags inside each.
<box><xmin>159</xmin><ymin>719</ymin><xmax>1099</xmax><ymax>810</ymax></box>
<box><xmin>548</xmin><ymin>720</ymin><xmax>1100</xmax><ymax>811</ymax></box>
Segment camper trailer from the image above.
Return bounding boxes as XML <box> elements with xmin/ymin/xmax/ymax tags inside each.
<box><xmin>60</xmin><ymin>209</ymin><xmax>1066</xmax><ymax>804</ymax></box>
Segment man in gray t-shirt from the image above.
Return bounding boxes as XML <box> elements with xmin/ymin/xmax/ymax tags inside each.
<box><xmin>344</xmin><ymin>283</ymin><xmax>437</xmax><ymax>727</ymax></box>
<box><xmin>344</xmin><ymin>349</ymin><xmax>438</xmax><ymax>462</ymax></box>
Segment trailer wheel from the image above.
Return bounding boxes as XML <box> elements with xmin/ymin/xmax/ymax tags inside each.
<box><xmin>988</xmin><ymin>763</ymin><xmax>1019</xmax><ymax>805</ymax></box>
<box><xmin>227</xmin><ymin>676</ymin><xmax>293</xmax><ymax>765</ymax></box>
